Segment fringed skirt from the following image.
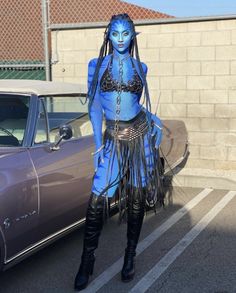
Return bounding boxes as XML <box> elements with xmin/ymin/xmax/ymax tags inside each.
<box><xmin>91</xmin><ymin>110</ymin><xmax>164</xmax><ymax>221</ymax></box>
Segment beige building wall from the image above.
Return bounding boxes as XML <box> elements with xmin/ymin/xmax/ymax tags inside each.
<box><xmin>51</xmin><ymin>17</ymin><xmax>236</xmax><ymax>189</ymax></box>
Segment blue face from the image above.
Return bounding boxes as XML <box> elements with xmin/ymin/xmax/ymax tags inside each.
<box><xmin>109</xmin><ymin>20</ymin><xmax>133</xmax><ymax>54</ymax></box>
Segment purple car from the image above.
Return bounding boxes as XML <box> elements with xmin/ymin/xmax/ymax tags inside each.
<box><xmin>0</xmin><ymin>80</ymin><xmax>188</xmax><ymax>271</ymax></box>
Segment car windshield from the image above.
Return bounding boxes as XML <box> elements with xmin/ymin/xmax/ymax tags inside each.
<box><xmin>0</xmin><ymin>94</ymin><xmax>29</xmax><ymax>147</ymax></box>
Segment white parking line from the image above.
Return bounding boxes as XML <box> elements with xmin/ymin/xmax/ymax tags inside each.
<box><xmin>83</xmin><ymin>188</ymin><xmax>213</xmax><ymax>293</ymax></box>
<box><xmin>129</xmin><ymin>190</ymin><xmax>236</xmax><ymax>293</ymax></box>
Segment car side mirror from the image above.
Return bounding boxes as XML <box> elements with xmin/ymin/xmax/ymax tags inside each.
<box><xmin>50</xmin><ymin>124</ymin><xmax>73</xmax><ymax>151</ymax></box>
<box><xmin>59</xmin><ymin>124</ymin><xmax>73</xmax><ymax>140</ymax></box>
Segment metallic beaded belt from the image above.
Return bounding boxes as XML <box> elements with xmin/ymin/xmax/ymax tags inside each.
<box><xmin>105</xmin><ymin>110</ymin><xmax>149</xmax><ymax>141</ymax></box>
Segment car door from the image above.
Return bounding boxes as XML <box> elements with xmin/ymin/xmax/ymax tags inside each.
<box><xmin>0</xmin><ymin>94</ymin><xmax>39</xmax><ymax>261</ymax></box>
<box><xmin>29</xmin><ymin>97</ymin><xmax>95</xmax><ymax>241</ymax></box>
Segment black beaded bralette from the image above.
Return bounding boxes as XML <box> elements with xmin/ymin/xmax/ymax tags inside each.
<box><xmin>100</xmin><ymin>56</ymin><xmax>143</xmax><ymax>94</ymax></box>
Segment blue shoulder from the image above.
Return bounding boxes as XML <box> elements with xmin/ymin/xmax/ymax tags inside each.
<box><xmin>88</xmin><ymin>56</ymin><xmax>111</xmax><ymax>90</ymax></box>
<box><xmin>87</xmin><ymin>58</ymin><xmax>98</xmax><ymax>90</ymax></box>
<box><xmin>132</xmin><ymin>58</ymin><xmax>148</xmax><ymax>75</ymax></box>
<box><xmin>88</xmin><ymin>56</ymin><xmax>111</xmax><ymax>67</ymax></box>
<box><xmin>88</xmin><ymin>56</ymin><xmax>111</xmax><ymax>73</ymax></box>
<box><xmin>88</xmin><ymin>58</ymin><xmax>98</xmax><ymax>70</ymax></box>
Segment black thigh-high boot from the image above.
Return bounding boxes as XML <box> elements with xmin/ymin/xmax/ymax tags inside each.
<box><xmin>121</xmin><ymin>187</ymin><xmax>145</xmax><ymax>282</ymax></box>
<box><xmin>74</xmin><ymin>193</ymin><xmax>105</xmax><ymax>291</ymax></box>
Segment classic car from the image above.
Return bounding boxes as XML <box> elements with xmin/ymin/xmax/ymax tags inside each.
<box><xmin>0</xmin><ymin>79</ymin><xmax>188</xmax><ymax>271</ymax></box>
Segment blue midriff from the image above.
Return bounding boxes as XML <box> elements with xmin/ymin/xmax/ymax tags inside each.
<box><xmin>100</xmin><ymin>91</ymin><xmax>142</xmax><ymax>121</ymax></box>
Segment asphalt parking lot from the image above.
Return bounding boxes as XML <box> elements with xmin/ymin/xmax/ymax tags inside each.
<box><xmin>0</xmin><ymin>186</ymin><xmax>236</xmax><ymax>293</ymax></box>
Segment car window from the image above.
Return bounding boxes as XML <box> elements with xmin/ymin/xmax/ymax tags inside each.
<box><xmin>43</xmin><ymin>95</ymin><xmax>93</xmax><ymax>143</ymax></box>
<box><xmin>0</xmin><ymin>94</ymin><xmax>29</xmax><ymax>147</ymax></box>
<box><xmin>34</xmin><ymin>98</ymin><xmax>48</xmax><ymax>144</ymax></box>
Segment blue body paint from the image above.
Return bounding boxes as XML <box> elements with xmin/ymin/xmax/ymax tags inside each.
<box><xmin>88</xmin><ymin>19</ymin><xmax>163</xmax><ymax>197</ymax></box>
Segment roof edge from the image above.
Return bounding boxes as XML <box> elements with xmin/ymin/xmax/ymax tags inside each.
<box><xmin>50</xmin><ymin>14</ymin><xmax>236</xmax><ymax>30</ymax></box>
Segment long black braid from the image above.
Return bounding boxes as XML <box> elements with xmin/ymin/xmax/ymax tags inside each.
<box><xmin>88</xmin><ymin>13</ymin><xmax>152</xmax><ymax>122</ymax></box>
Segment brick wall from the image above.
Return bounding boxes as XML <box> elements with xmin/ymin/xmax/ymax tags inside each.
<box><xmin>51</xmin><ymin>17</ymin><xmax>236</xmax><ymax>188</ymax></box>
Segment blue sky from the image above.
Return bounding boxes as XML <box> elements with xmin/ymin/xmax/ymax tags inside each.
<box><xmin>123</xmin><ymin>0</ymin><xmax>236</xmax><ymax>17</ymax></box>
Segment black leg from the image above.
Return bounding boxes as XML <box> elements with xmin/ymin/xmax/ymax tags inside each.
<box><xmin>74</xmin><ymin>193</ymin><xmax>105</xmax><ymax>291</ymax></box>
<box><xmin>121</xmin><ymin>187</ymin><xmax>145</xmax><ymax>282</ymax></box>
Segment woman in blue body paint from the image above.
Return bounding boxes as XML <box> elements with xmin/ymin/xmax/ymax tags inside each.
<box><xmin>74</xmin><ymin>13</ymin><xmax>164</xmax><ymax>291</ymax></box>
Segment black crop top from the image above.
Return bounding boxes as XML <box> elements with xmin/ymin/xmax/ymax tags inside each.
<box><xmin>100</xmin><ymin>56</ymin><xmax>143</xmax><ymax>94</ymax></box>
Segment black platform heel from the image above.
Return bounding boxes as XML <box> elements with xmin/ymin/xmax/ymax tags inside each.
<box><xmin>121</xmin><ymin>246</ymin><xmax>136</xmax><ymax>282</ymax></box>
<box><xmin>74</xmin><ymin>194</ymin><xmax>105</xmax><ymax>291</ymax></box>
<box><xmin>74</xmin><ymin>253</ymin><xmax>95</xmax><ymax>291</ymax></box>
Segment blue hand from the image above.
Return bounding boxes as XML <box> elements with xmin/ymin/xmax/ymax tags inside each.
<box><xmin>93</xmin><ymin>148</ymin><xmax>104</xmax><ymax>172</ymax></box>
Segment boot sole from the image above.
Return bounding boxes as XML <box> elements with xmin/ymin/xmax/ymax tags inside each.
<box><xmin>74</xmin><ymin>283</ymin><xmax>88</xmax><ymax>291</ymax></box>
<box><xmin>121</xmin><ymin>274</ymin><xmax>135</xmax><ymax>282</ymax></box>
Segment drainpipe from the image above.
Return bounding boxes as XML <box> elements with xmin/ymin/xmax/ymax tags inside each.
<box><xmin>41</xmin><ymin>0</ymin><xmax>50</xmax><ymax>81</ymax></box>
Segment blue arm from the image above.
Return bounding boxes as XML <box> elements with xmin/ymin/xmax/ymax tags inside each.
<box><xmin>87</xmin><ymin>58</ymin><xmax>104</xmax><ymax>170</ymax></box>
<box><xmin>141</xmin><ymin>62</ymin><xmax>163</xmax><ymax>148</ymax></box>
<box><xmin>88</xmin><ymin>58</ymin><xmax>103</xmax><ymax>151</ymax></box>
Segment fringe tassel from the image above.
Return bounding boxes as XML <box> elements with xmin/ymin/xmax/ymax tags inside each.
<box><xmin>102</xmin><ymin>126</ymin><xmax>165</xmax><ymax>222</ymax></box>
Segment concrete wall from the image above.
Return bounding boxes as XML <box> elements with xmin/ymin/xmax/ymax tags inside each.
<box><xmin>51</xmin><ymin>17</ymin><xmax>236</xmax><ymax>189</ymax></box>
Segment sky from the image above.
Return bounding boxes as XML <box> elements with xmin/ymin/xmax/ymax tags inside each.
<box><xmin>123</xmin><ymin>0</ymin><xmax>236</xmax><ymax>18</ymax></box>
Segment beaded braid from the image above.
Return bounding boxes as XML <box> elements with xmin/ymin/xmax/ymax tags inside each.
<box><xmin>88</xmin><ymin>13</ymin><xmax>152</xmax><ymax>122</ymax></box>
<box><xmin>87</xmin><ymin>25</ymin><xmax>110</xmax><ymax>115</ymax></box>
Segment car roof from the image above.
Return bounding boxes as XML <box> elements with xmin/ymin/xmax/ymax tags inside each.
<box><xmin>0</xmin><ymin>79</ymin><xmax>87</xmax><ymax>96</ymax></box>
